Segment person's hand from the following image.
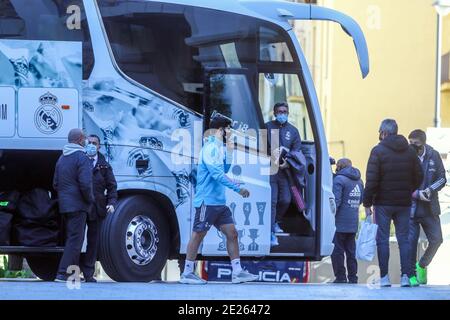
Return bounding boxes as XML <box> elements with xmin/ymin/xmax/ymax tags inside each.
<box><xmin>418</xmin><ymin>189</ymin><xmax>431</xmax><ymax>202</ymax></box>
<box><xmin>365</xmin><ymin>207</ymin><xmax>373</xmax><ymax>218</ymax></box>
<box><xmin>106</xmin><ymin>205</ymin><xmax>115</xmax><ymax>214</ymax></box>
<box><xmin>238</xmin><ymin>188</ymin><xmax>250</xmax><ymax>198</ymax></box>
<box><xmin>279</xmin><ymin>158</ymin><xmax>289</xmax><ymax>170</ymax></box>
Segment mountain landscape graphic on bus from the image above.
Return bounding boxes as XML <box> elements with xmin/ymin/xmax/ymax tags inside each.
<box><xmin>0</xmin><ymin>40</ymin><xmax>82</xmax><ymax>89</ymax></box>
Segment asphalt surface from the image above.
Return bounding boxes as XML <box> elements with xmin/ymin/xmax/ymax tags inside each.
<box><xmin>1</xmin><ymin>279</ymin><xmax>450</xmax><ymax>300</ymax></box>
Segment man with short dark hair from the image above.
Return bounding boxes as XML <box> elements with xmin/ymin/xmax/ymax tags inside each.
<box><xmin>331</xmin><ymin>158</ymin><xmax>364</xmax><ymax>284</ymax></box>
<box><xmin>79</xmin><ymin>134</ymin><xmax>118</xmax><ymax>282</ymax></box>
<box><xmin>408</xmin><ymin>129</ymin><xmax>446</xmax><ymax>286</ymax></box>
<box><xmin>265</xmin><ymin>102</ymin><xmax>302</xmax><ymax>246</ymax></box>
<box><xmin>180</xmin><ymin>115</ymin><xmax>258</xmax><ymax>285</ymax></box>
<box><xmin>363</xmin><ymin>119</ymin><xmax>423</xmax><ymax>287</ymax></box>
<box><xmin>53</xmin><ymin>128</ymin><xmax>94</xmax><ymax>282</ymax></box>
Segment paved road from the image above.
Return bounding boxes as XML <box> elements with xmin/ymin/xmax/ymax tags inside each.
<box><xmin>1</xmin><ymin>279</ymin><xmax>449</xmax><ymax>300</ymax></box>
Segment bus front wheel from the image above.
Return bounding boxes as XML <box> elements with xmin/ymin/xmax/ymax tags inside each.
<box><xmin>99</xmin><ymin>195</ymin><xmax>170</xmax><ymax>282</ymax></box>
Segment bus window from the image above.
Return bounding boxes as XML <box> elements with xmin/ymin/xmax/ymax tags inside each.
<box><xmin>259</xmin><ymin>26</ymin><xmax>294</xmax><ymax>63</ymax></box>
<box><xmin>258</xmin><ymin>73</ymin><xmax>314</xmax><ymax>142</ymax></box>
<box><xmin>206</xmin><ymin>71</ymin><xmax>261</xmax><ymax>136</ymax></box>
<box><xmin>98</xmin><ymin>1</ymin><xmax>259</xmax><ymax>115</ymax></box>
<box><xmin>0</xmin><ymin>0</ymin><xmax>94</xmax><ymax>79</ymax></box>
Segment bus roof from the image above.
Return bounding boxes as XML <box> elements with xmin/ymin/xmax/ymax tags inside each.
<box><xmin>145</xmin><ymin>0</ymin><xmax>308</xmax><ymax>30</ymax></box>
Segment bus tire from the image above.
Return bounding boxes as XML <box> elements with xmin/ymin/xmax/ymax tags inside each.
<box><xmin>26</xmin><ymin>254</ymin><xmax>60</xmax><ymax>281</ymax></box>
<box><xmin>99</xmin><ymin>195</ymin><xmax>170</xmax><ymax>282</ymax></box>
<box><xmin>8</xmin><ymin>254</ymin><xmax>23</xmax><ymax>271</ymax></box>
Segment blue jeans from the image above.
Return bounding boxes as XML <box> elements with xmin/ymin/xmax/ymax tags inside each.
<box><xmin>374</xmin><ymin>206</ymin><xmax>411</xmax><ymax>278</ymax></box>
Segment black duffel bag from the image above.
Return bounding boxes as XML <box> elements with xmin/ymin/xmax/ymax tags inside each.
<box><xmin>0</xmin><ymin>191</ymin><xmax>21</xmax><ymax>214</ymax></box>
<box><xmin>0</xmin><ymin>211</ymin><xmax>13</xmax><ymax>245</ymax></box>
<box><xmin>12</xmin><ymin>189</ymin><xmax>60</xmax><ymax>247</ymax></box>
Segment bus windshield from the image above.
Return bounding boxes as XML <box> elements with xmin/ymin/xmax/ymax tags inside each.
<box><xmin>98</xmin><ymin>0</ymin><xmax>311</xmax><ymax>137</ymax></box>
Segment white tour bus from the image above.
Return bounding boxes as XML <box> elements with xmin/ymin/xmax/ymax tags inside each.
<box><xmin>0</xmin><ymin>0</ymin><xmax>369</xmax><ymax>281</ymax></box>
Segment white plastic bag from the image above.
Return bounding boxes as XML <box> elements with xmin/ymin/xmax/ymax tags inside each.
<box><xmin>356</xmin><ymin>215</ymin><xmax>378</xmax><ymax>261</ymax></box>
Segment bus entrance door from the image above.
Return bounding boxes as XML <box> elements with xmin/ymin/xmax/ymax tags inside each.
<box><xmin>200</xmin><ymin>68</ymin><xmax>272</xmax><ymax>257</ymax></box>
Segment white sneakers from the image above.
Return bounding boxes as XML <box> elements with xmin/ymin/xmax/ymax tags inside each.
<box><xmin>400</xmin><ymin>274</ymin><xmax>411</xmax><ymax>287</ymax></box>
<box><xmin>179</xmin><ymin>270</ymin><xmax>259</xmax><ymax>285</ymax></box>
<box><xmin>232</xmin><ymin>270</ymin><xmax>259</xmax><ymax>284</ymax></box>
<box><xmin>377</xmin><ymin>274</ymin><xmax>412</xmax><ymax>287</ymax></box>
<box><xmin>179</xmin><ymin>272</ymin><xmax>207</xmax><ymax>285</ymax></box>
<box><xmin>270</xmin><ymin>233</ymin><xmax>279</xmax><ymax>246</ymax></box>
<box><xmin>379</xmin><ymin>275</ymin><xmax>391</xmax><ymax>287</ymax></box>
<box><xmin>273</xmin><ymin>223</ymin><xmax>284</xmax><ymax>233</ymax></box>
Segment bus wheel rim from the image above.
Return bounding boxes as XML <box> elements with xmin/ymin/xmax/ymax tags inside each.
<box><xmin>125</xmin><ymin>215</ymin><xmax>159</xmax><ymax>266</ymax></box>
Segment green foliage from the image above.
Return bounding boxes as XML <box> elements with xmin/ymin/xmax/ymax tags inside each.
<box><xmin>0</xmin><ymin>255</ymin><xmax>34</xmax><ymax>279</ymax></box>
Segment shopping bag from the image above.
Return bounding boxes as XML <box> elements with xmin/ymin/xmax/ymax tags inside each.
<box><xmin>356</xmin><ymin>215</ymin><xmax>378</xmax><ymax>261</ymax></box>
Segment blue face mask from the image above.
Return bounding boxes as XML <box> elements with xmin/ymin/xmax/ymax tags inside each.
<box><xmin>276</xmin><ymin>114</ymin><xmax>288</xmax><ymax>124</ymax></box>
<box><xmin>85</xmin><ymin>143</ymin><xmax>97</xmax><ymax>157</ymax></box>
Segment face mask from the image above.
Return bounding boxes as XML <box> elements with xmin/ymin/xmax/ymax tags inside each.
<box><xmin>276</xmin><ymin>114</ymin><xmax>288</xmax><ymax>124</ymax></box>
<box><xmin>85</xmin><ymin>143</ymin><xmax>97</xmax><ymax>157</ymax></box>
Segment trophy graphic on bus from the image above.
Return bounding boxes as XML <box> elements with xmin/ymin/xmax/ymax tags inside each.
<box><xmin>237</xmin><ymin>229</ymin><xmax>245</xmax><ymax>251</ymax></box>
<box><xmin>230</xmin><ymin>202</ymin><xmax>237</xmax><ymax>223</ymax></box>
<box><xmin>243</xmin><ymin>202</ymin><xmax>251</xmax><ymax>225</ymax></box>
<box><xmin>248</xmin><ymin>229</ymin><xmax>259</xmax><ymax>251</ymax></box>
<box><xmin>217</xmin><ymin>230</ymin><xmax>227</xmax><ymax>251</ymax></box>
<box><xmin>256</xmin><ymin>202</ymin><xmax>266</xmax><ymax>226</ymax></box>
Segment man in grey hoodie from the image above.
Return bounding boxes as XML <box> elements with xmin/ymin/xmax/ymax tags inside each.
<box><xmin>53</xmin><ymin>128</ymin><xmax>94</xmax><ymax>282</ymax></box>
<box><xmin>331</xmin><ymin>158</ymin><xmax>364</xmax><ymax>284</ymax></box>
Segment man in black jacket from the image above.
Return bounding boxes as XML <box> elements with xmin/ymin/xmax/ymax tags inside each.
<box><xmin>408</xmin><ymin>129</ymin><xmax>446</xmax><ymax>286</ymax></box>
<box><xmin>53</xmin><ymin>128</ymin><xmax>94</xmax><ymax>282</ymax></box>
<box><xmin>265</xmin><ymin>102</ymin><xmax>302</xmax><ymax>246</ymax></box>
<box><xmin>80</xmin><ymin>134</ymin><xmax>118</xmax><ymax>282</ymax></box>
<box><xmin>363</xmin><ymin>119</ymin><xmax>423</xmax><ymax>287</ymax></box>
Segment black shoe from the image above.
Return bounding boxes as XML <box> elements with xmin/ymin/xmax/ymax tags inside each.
<box><xmin>84</xmin><ymin>277</ymin><xmax>97</xmax><ymax>283</ymax></box>
<box><xmin>333</xmin><ymin>279</ymin><xmax>348</xmax><ymax>284</ymax></box>
<box><xmin>54</xmin><ymin>274</ymin><xmax>68</xmax><ymax>283</ymax></box>
<box><xmin>348</xmin><ymin>279</ymin><xmax>358</xmax><ymax>284</ymax></box>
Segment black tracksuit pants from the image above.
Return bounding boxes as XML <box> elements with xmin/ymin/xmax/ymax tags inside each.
<box><xmin>57</xmin><ymin>211</ymin><xmax>87</xmax><ymax>276</ymax></box>
<box><xmin>331</xmin><ymin>232</ymin><xmax>358</xmax><ymax>282</ymax></box>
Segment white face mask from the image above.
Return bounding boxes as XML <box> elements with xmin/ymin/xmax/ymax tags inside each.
<box><xmin>85</xmin><ymin>143</ymin><xmax>97</xmax><ymax>157</ymax></box>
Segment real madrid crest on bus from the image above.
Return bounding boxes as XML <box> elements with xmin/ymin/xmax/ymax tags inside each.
<box><xmin>34</xmin><ymin>92</ymin><xmax>63</xmax><ymax>134</ymax></box>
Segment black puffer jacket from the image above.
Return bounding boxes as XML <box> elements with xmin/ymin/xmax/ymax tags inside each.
<box><xmin>363</xmin><ymin>135</ymin><xmax>423</xmax><ymax>207</ymax></box>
